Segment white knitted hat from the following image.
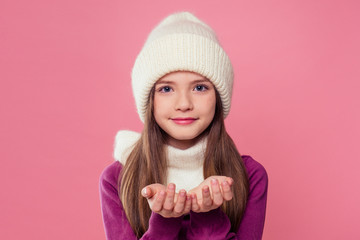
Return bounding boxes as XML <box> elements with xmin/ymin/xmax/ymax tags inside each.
<box><xmin>131</xmin><ymin>11</ymin><xmax>234</xmax><ymax>122</ymax></box>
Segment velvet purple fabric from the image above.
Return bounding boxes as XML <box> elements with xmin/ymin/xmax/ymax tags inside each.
<box><xmin>99</xmin><ymin>155</ymin><xmax>268</xmax><ymax>240</ymax></box>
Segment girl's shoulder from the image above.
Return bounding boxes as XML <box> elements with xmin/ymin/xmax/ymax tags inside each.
<box><xmin>241</xmin><ymin>155</ymin><xmax>268</xmax><ymax>185</ymax></box>
<box><xmin>100</xmin><ymin>130</ymin><xmax>140</xmax><ymax>187</ymax></box>
<box><xmin>99</xmin><ymin>161</ymin><xmax>123</xmax><ymax>189</ymax></box>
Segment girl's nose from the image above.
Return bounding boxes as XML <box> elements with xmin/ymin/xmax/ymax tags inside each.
<box><xmin>175</xmin><ymin>92</ymin><xmax>193</xmax><ymax>111</ymax></box>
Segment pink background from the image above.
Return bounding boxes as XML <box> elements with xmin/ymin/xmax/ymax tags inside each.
<box><xmin>1</xmin><ymin>0</ymin><xmax>359</xmax><ymax>239</ymax></box>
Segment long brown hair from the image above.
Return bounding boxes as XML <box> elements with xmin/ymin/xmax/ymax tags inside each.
<box><xmin>119</xmin><ymin>88</ymin><xmax>249</xmax><ymax>238</ymax></box>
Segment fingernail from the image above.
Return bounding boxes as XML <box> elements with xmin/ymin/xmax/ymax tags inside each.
<box><xmin>142</xmin><ymin>188</ymin><xmax>147</xmax><ymax>196</ymax></box>
<box><xmin>229</xmin><ymin>178</ymin><xmax>234</xmax><ymax>185</ymax></box>
<box><xmin>180</xmin><ymin>190</ymin><xmax>185</xmax><ymax>197</ymax></box>
<box><xmin>211</xmin><ymin>178</ymin><xmax>218</xmax><ymax>185</ymax></box>
<box><xmin>222</xmin><ymin>180</ymin><xmax>228</xmax><ymax>186</ymax></box>
<box><xmin>160</xmin><ymin>190</ymin><xmax>165</xmax><ymax>196</ymax></box>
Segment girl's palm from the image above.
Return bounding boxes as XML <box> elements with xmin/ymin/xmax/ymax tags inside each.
<box><xmin>188</xmin><ymin>176</ymin><xmax>234</xmax><ymax>213</ymax></box>
<box><xmin>142</xmin><ymin>176</ymin><xmax>234</xmax><ymax>216</ymax></box>
<box><xmin>142</xmin><ymin>183</ymin><xmax>191</xmax><ymax>218</ymax></box>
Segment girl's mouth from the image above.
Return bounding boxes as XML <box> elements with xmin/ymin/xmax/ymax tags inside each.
<box><xmin>171</xmin><ymin>118</ymin><xmax>197</xmax><ymax>125</ymax></box>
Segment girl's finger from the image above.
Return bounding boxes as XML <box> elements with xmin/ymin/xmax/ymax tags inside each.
<box><xmin>211</xmin><ymin>178</ymin><xmax>223</xmax><ymax>206</ymax></box>
<box><xmin>141</xmin><ymin>186</ymin><xmax>149</xmax><ymax>198</ymax></box>
<box><xmin>191</xmin><ymin>193</ymin><xmax>200</xmax><ymax>212</ymax></box>
<box><xmin>152</xmin><ymin>190</ymin><xmax>166</xmax><ymax>212</ymax></box>
<box><xmin>173</xmin><ymin>189</ymin><xmax>186</xmax><ymax>214</ymax></box>
<box><xmin>183</xmin><ymin>194</ymin><xmax>192</xmax><ymax>214</ymax></box>
<box><xmin>221</xmin><ymin>180</ymin><xmax>233</xmax><ymax>201</ymax></box>
<box><xmin>227</xmin><ymin>177</ymin><xmax>234</xmax><ymax>187</ymax></box>
<box><xmin>142</xmin><ymin>186</ymin><xmax>155</xmax><ymax>199</ymax></box>
<box><xmin>201</xmin><ymin>185</ymin><xmax>212</xmax><ymax>209</ymax></box>
<box><xmin>162</xmin><ymin>183</ymin><xmax>175</xmax><ymax>212</ymax></box>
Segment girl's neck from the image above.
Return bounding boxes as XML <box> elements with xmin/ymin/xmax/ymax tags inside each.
<box><xmin>165</xmin><ymin>131</ymin><xmax>208</xmax><ymax>150</ymax></box>
<box><xmin>166</xmin><ymin>135</ymin><xmax>207</xmax><ymax>172</ymax></box>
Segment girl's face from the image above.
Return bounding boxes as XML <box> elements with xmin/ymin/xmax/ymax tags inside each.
<box><xmin>153</xmin><ymin>71</ymin><xmax>216</xmax><ymax>149</ymax></box>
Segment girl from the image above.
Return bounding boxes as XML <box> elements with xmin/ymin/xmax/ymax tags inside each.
<box><xmin>99</xmin><ymin>11</ymin><xmax>268</xmax><ymax>240</ymax></box>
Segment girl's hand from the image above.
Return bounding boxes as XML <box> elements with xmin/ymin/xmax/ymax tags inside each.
<box><xmin>141</xmin><ymin>183</ymin><xmax>192</xmax><ymax>218</ymax></box>
<box><xmin>188</xmin><ymin>176</ymin><xmax>234</xmax><ymax>213</ymax></box>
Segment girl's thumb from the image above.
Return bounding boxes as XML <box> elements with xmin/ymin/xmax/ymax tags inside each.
<box><xmin>141</xmin><ymin>187</ymin><xmax>148</xmax><ymax>197</ymax></box>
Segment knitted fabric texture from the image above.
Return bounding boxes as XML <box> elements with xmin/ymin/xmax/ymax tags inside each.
<box><xmin>113</xmin><ymin>130</ymin><xmax>205</xmax><ymax>191</ymax></box>
<box><xmin>131</xmin><ymin>11</ymin><xmax>234</xmax><ymax>122</ymax></box>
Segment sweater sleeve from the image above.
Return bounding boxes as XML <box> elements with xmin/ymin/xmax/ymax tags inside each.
<box><xmin>99</xmin><ymin>161</ymin><xmax>183</xmax><ymax>240</ymax></box>
<box><xmin>236</xmin><ymin>155</ymin><xmax>268</xmax><ymax>239</ymax></box>
<box><xmin>186</xmin><ymin>208</ymin><xmax>234</xmax><ymax>240</ymax></box>
<box><xmin>185</xmin><ymin>155</ymin><xmax>268</xmax><ymax>240</ymax></box>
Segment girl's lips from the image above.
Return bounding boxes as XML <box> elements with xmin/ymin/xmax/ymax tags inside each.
<box><xmin>171</xmin><ymin>118</ymin><xmax>197</xmax><ymax>125</ymax></box>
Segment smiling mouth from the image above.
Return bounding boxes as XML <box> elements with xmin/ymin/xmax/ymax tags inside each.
<box><xmin>171</xmin><ymin>118</ymin><xmax>198</xmax><ymax>125</ymax></box>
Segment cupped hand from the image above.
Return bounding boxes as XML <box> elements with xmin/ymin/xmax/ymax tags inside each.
<box><xmin>141</xmin><ymin>183</ymin><xmax>191</xmax><ymax>218</ymax></box>
<box><xmin>188</xmin><ymin>176</ymin><xmax>234</xmax><ymax>213</ymax></box>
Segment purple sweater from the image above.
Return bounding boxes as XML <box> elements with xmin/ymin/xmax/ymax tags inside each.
<box><xmin>99</xmin><ymin>155</ymin><xmax>268</xmax><ymax>239</ymax></box>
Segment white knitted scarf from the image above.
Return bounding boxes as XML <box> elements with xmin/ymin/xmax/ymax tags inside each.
<box><xmin>113</xmin><ymin>130</ymin><xmax>205</xmax><ymax>191</ymax></box>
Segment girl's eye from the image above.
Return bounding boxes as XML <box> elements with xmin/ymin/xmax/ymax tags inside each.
<box><xmin>194</xmin><ymin>85</ymin><xmax>208</xmax><ymax>92</ymax></box>
<box><xmin>158</xmin><ymin>86</ymin><xmax>173</xmax><ymax>93</ymax></box>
